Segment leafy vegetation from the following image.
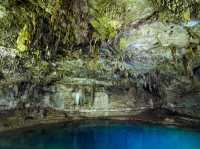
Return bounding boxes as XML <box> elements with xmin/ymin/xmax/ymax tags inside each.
<box><xmin>0</xmin><ymin>0</ymin><xmax>200</xmax><ymax>81</ymax></box>
<box><xmin>89</xmin><ymin>0</ymin><xmax>126</xmax><ymax>41</ymax></box>
<box><xmin>150</xmin><ymin>0</ymin><xmax>200</xmax><ymax>22</ymax></box>
<box><xmin>1</xmin><ymin>0</ymin><xmax>89</xmax><ymax>60</ymax></box>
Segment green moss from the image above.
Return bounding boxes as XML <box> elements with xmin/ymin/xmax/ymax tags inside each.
<box><xmin>150</xmin><ymin>0</ymin><xmax>200</xmax><ymax>22</ymax></box>
<box><xmin>89</xmin><ymin>0</ymin><xmax>126</xmax><ymax>41</ymax></box>
<box><xmin>182</xmin><ymin>8</ymin><xmax>191</xmax><ymax>22</ymax></box>
<box><xmin>16</xmin><ymin>24</ymin><xmax>30</xmax><ymax>52</ymax></box>
<box><xmin>0</xmin><ymin>5</ymin><xmax>6</xmax><ymax>18</ymax></box>
<box><xmin>119</xmin><ymin>37</ymin><xmax>128</xmax><ymax>50</ymax></box>
<box><xmin>1</xmin><ymin>0</ymin><xmax>89</xmax><ymax>59</ymax></box>
<box><xmin>91</xmin><ymin>17</ymin><xmax>120</xmax><ymax>40</ymax></box>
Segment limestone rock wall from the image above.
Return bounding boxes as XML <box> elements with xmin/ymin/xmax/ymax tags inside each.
<box><xmin>0</xmin><ymin>0</ymin><xmax>200</xmax><ymax>119</ymax></box>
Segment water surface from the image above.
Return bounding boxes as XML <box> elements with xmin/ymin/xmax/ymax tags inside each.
<box><xmin>0</xmin><ymin>121</ymin><xmax>199</xmax><ymax>149</ymax></box>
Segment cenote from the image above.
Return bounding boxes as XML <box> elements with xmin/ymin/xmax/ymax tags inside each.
<box><xmin>0</xmin><ymin>121</ymin><xmax>200</xmax><ymax>149</ymax></box>
<box><xmin>1</xmin><ymin>0</ymin><xmax>200</xmax><ymax>149</ymax></box>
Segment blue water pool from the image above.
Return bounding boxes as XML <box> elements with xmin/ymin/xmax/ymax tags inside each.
<box><xmin>0</xmin><ymin>121</ymin><xmax>200</xmax><ymax>149</ymax></box>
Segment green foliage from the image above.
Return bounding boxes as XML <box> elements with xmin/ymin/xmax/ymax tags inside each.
<box><xmin>119</xmin><ymin>38</ymin><xmax>128</xmax><ymax>50</ymax></box>
<box><xmin>0</xmin><ymin>5</ymin><xmax>20</xmax><ymax>48</ymax></box>
<box><xmin>91</xmin><ymin>17</ymin><xmax>120</xmax><ymax>40</ymax></box>
<box><xmin>89</xmin><ymin>0</ymin><xmax>126</xmax><ymax>18</ymax></box>
<box><xmin>150</xmin><ymin>0</ymin><xmax>200</xmax><ymax>22</ymax></box>
<box><xmin>89</xmin><ymin>0</ymin><xmax>127</xmax><ymax>41</ymax></box>
<box><xmin>0</xmin><ymin>5</ymin><xmax>6</xmax><ymax>18</ymax></box>
<box><xmin>1</xmin><ymin>0</ymin><xmax>129</xmax><ymax>58</ymax></box>
<box><xmin>16</xmin><ymin>24</ymin><xmax>30</xmax><ymax>52</ymax></box>
<box><xmin>1</xmin><ymin>0</ymin><xmax>89</xmax><ymax>60</ymax></box>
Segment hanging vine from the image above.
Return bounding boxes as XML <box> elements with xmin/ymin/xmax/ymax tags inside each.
<box><xmin>1</xmin><ymin>0</ymin><xmax>90</xmax><ymax>61</ymax></box>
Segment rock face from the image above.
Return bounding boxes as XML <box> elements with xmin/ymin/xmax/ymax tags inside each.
<box><xmin>50</xmin><ymin>84</ymin><xmax>73</xmax><ymax>110</ymax></box>
<box><xmin>0</xmin><ymin>0</ymin><xmax>200</xmax><ymax>121</ymax></box>
<box><xmin>124</xmin><ymin>0</ymin><xmax>154</xmax><ymax>23</ymax></box>
<box><xmin>118</xmin><ymin>22</ymin><xmax>189</xmax><ymax>73</ymax></box>
<box><xmin>93</xmin><ymin>92</ymin><xmax>109</xmax><ymax>110</ymax></box>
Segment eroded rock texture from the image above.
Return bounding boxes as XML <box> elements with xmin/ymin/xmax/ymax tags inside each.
<box><xmin>0</xmin><ymin>0</ymin><xmax>200</xmax><ymax>120</ymax></box>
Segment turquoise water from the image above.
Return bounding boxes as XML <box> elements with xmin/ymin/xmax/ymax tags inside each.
<box><xmin>0</xmin><ymin>121</ymin><xmax>200</xmax><ymax>149</ymax></box>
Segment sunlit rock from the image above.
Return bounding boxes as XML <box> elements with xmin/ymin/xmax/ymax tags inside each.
<box><xmin>0</xmin><ymin>46</ymin><xmax>18</xmax><ymax>58</ymax></box>
<box><xmin>124</xmin><ymin>0</ymin><xmax>154</xmax><ymax>23</ymax></box>
<box><xmin>93</xmin><ymin>91</ymin><xmax>109</xmax><ymax>110</ymax></box>
<box><xmin>71</xmin><ymin>88</ymin><xmax>85</xmax><ymax>108</ymax></box>
<box><xmin>118</xmin><ymin>22</ymin><xmax>189</xmax><ymax>73</ymax></box>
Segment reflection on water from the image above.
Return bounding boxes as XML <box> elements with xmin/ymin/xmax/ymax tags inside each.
<box><xmin>0</xmin><ymin>121</ymin><xmax>200</xmax><ymax>149</ymax></box>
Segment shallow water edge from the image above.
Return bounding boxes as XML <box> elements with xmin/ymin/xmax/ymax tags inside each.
<box><xmin>0</xmin><ymin>108</ymin><xmax>200</xmax><ymax>134</ymax></box>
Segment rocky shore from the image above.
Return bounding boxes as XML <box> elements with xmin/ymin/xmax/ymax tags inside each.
<box><xmin>0</xmin><ymin>107</ymin><xmax>200</xmax><ymax>133</ymax></box>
